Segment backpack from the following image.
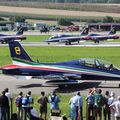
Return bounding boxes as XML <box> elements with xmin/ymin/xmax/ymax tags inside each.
<box><xmin>15</xmin><ymin>96</ymin><xmax>22</xmax><ymax>107</ymax></box>
<box><xmin>22</xmin><ymin>96</ymin><xmax>29</xmax><ymax>105</ymax></box>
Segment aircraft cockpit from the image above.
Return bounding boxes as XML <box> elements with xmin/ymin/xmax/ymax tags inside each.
<box><xmin>79</xmin><ymin>58</ymin><xmax>118</xmax><ymax>71</ymax></box>
<box><xmin>49</xmin><ymin>34</ymin><xmax>70</xmax><ymax>39</ymax></box>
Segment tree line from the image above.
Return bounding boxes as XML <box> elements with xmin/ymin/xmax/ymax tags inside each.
<box><xmin>2</xmin><ymin>0</ymin><xmax>120</xmax><ymax>3</ymax></box>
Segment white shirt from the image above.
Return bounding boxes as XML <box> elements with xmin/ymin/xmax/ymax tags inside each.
<box><xmin>73</xmin><ymin>95</ymin><xmax>83</xmax><ymax>107</ymax></box>
<box><xmin>111</xmin><ymin>100</ymin><xmax>120</xmax><ymax>117</ymax></box>
<box><xmin>5</xmin><ymin>92</ymin><xmax>12</xmax><ymax>102</ymax></box>
<box><xmin>31</xmin><ymin>108</ymin><xmax>39</xmax><ymax>118</ymax></box>
<box><xmin>108</xmin><ymin>97</ymin><xmax>116</xmax><ymax>105</ymax></box>
<box><xmin>69</xmin><ymin>96</ymin><xmax>76</xmax><ymax>109</ymax></box>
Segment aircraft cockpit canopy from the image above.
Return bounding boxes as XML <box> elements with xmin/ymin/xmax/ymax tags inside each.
<box><xmin>50</xmin><ymin>34</ymin><xmax>70</xmax><ymax>39</ymax></box>
<box><xmin>79</xmin><ymin>58</ymin><xmax>118</xmax><ymax>70</ymax></box>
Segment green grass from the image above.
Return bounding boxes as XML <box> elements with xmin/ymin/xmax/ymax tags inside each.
<box><xmin>1</xmin><ymin>46</ymin><xmax>120</xmax><ymax>67</ymax></box>
<box><xmin>26</xmin><ymin>35</ymin><xmax>50</xmax><ymax>42</ymax></box>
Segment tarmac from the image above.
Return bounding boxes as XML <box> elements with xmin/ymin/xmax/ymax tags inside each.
<box><xmin>0</xmin><ymin>75</ymin><xmax>120</xmax><ymax>96</ymax></box>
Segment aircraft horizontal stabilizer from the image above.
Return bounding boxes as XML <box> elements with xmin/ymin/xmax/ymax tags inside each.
<box><xmin>14</xmin><ymin>75</ymin><xmax>32</xmax><ymax>80</ymax></box>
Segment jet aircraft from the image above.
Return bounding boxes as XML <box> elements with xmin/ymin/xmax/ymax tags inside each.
<box><xmin>87</xmin><ymin>27</ymin><xmax>119</xmax><ymax>43</ymax></box>
<box><xmin>1</xmin><ymin>41</ymin><xmax>120</xmax><ymax>86</ymax></box>
<box><xmin>45</xmin><ymin>27</ymin><xmax>89</xmax><ymax>45</ymax></box>
<box><xmin>0</xmin><ymin>27</ymin><xmax>26</xmax><ymax>44</ymax></box>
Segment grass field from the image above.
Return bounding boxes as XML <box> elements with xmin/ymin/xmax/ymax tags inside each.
<box><xmin>26</xmin><ymin>35</ymin><xmax>50</xmax><ymax>42</ymax></box>
<box><xmin>1</xmin><ymin>46</ymin><xmax>120</xmax><ymax>67</ymax></box>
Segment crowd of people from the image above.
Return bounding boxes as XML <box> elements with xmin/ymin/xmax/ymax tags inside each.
<box><xmin>0</xmin><ymin>87</ymin><xmax>120</xmax><ymax>120</ymax></box>
<box><xmin>69</xmin><ymin>88</ymin><xmax>120</xmax><ymax>120</ymax></box>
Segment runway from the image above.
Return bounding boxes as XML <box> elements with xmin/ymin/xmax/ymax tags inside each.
<box><xmin>0</xmin><ymin>75</ymin><xmax>120</xmax><ymax>96</ymax></box>
<box><xmin>1</xmin><ymin>41</ymin><xmax>120</xmax><ymax>47</ymax></box>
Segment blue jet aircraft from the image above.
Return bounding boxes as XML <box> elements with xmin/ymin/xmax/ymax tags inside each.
<box><xmin>45</xmin><ymin>27</ymin><xmax>89</xmax><ymax>45</ymax></box>
<box><xmin>0</xmin><ymin>27</ymin><xmax>26</xmax><ymax>44</ymax></box>
<box><xmin>87</xmin><ymin>27</ymin><xmax>119</xmax><ymax>43</ymax></box>
<box><xmin>1</xmin><ymin>41</ymin><xmax>120</xmax><ymax>87</ymax></box>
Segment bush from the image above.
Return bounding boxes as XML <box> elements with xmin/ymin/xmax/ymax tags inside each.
<box><xmin>58</xmin><ymin>18</ymin><xmax>74</xmax><ymax>26</ymax></box>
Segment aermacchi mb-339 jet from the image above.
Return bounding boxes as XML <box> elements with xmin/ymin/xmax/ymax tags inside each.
<box><xmin>45</xmin><ymin>27</ymin><xmax>89</xmax><ymax>45</ymax></box>
<box><xmin>87</xmin><ymin>27</ymin><xmax>119</xmax><ymax>43</ymax></box>
<box><xmin>0</xmin><ymin>27</ymin><xmax>26</xmax><ymax>44</ymax></box>
<box><xmin>1</xmin><ymin>41</ymin><xmax>120</xmax><ymax>87</ymax></box>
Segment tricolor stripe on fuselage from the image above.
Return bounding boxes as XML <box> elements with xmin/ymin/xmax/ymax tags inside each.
<box><xmin>12</xmin><ymin>58</ymin><xmax>120</xmax><ymax>78</ymax></box>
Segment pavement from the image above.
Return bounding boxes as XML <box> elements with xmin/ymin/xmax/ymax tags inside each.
<box><xmin>0</xmin><ymin>75</ymin><xmax>120</xmax><ymax>96</ymax></box>
<box><xmin>1</xmin><ymin>41</ymin><xmax>120</xmax><ymax>47</ymax></box>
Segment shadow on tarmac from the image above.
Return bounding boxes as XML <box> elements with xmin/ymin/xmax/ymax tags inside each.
<box><xmin>55</xmin><ymin>81</ymin><xmax>101</xmax><ymax>93</ymax></box>
<box><xmin>17</xmin><ymin>81</ymin><xmax>101</xmax><ymax>93</ymax></box>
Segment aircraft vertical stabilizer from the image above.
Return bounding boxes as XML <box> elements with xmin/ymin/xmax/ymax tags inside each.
<box><xmin>9</xmin><ymin>41</ymin><xmax>32</xmax><ymax>62</ymax></box>
<box><xmin>109</xmin><ymin>27</ymin><xmax>116</xmax><ymax>35</ymax></box>
<box><xmin>80</xmin><ymin>27</ymin><xmax>89</xmax><ymax>36</ymax></box>
<box><xmin>16</xmin><ymin>27</ymin><xmax>25</xmax><ymax>35</ymax></box>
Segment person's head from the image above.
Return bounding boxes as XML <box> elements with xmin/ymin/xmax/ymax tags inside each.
<box><xmin>2</xmin><ymin>91</ymin><xmax>5</xmax><ymax>96</ymax></box>
<box><xmin>41</xmin><ymin>91</ymin><xmax>45</xmax><ymax>96</ymax></box>
<box><xmin>51</xmin><ymin>90</ymin><xmax>56</xmax><ymax>95</ymax></box>
<box><xmin>110</xmin><ymin>91</ymin><xmax>115</xmax><ymax>97</ymax></box>
<box><xmin>98</xmin><ymin>89</ymin><xmax>102</xmax><ymax>94</ymax></box>
<box><xmin>4</xmin><ymin>88</ymin><xmax>8</xmax><ymax>93</ymax></box>
<box><xmin>19</xmin><ymin>91</ymin><xmax>23</xmax><ymax>96</ymax></box>
<box><xmin>89</xmin><ymin>88</ymin><xmax>92</xmax><ymax>94</ymax></box>
<box><xmin>77</xmin><ymin>91</ymin><xmax>80</xmax><ymax>96</ymax></box>
<box><xmin>27</xmin><ymin>91</ymin><xmax>31</xmax><ymax>96</ymax></box>
<box><xmin>117</xmin><ymin>96</ymin><xmax>120</xmax><ymax>101</ymax></box>
<box><xmin>105</xmin><ymin>91</ymin><xmax>109</xmax><ymax>96</ymax></box>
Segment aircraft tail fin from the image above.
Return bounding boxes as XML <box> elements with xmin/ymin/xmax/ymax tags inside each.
<box><xmin>80</xmin><ymin>27</ymin><xmax>89</xmax><ymax>36</ymax></box>
<box><xmin>16</xmin><ymin>27</ymin><xmax>25</xmax><ymax>35</ymax></box>
<box><xmin>108</xmin><ymin>27</ymin><xmax>116</xmax><ymax>35</ymax></box>
<box><xmin>9</xmin><ymin>41</ymin><xmax>32</xmax><ymax>62</ymax></box>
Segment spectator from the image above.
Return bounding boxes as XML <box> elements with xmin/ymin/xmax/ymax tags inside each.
<box><xmin>109</xmin><ymin>96</ymin><xmax>120</xmax><ymax>120</ymax></box>
<box><xmin>93</xmin><ymin>88</ymin><xmax>103</xmax><ymax>120</ymax></box>
<box><xmin>74</xmin><ymin>91</ymin><xmax>83</xmax><ymax>120</ymax></box>
<box><xmin>4</xmin><ymin>88</ymin><xmax>12</xmax><ymax>120</ymax></box>
<box><xmin>103</xmin><ymin>91</ymin><xmax>110</xmax><ymax>120</ymax></box>
<box><xmin>0</xmin><ymin>91</ymin><xmax>9</xmax><ymax>120</ymax></box>
<box><xmin>86</xmin><ymin>88</ymin><xmax>94</xmax><ymax>120</ymax></box>
<box><xmin>15</xmin><ymin>91</ymin><xmax>23</xmax><ymax>120</ymax></box>
<box><xmin>37</xmin><ymin>91</ymin><xmax>48</xmax><ymax>120</ymax></box>
<box><xmin>108</xmin><ymin>91</ymin><xmax>116</xmax><ymax>120</ymax></box>
<box><xmin>69</xmin><ymin>95</ymin><xmax>76</xmax><ymax>120</ymax></box>
<box><xmin>22</xmin><ymin>91</ymin><xmax>33</xmax><ymax>120</ymax></box>
<box><xmin>48</xmin><ymin>90</ymin><xmax>60</xmax><ymax>110</ymax></box>
<box><xmin>30</xmin><ymin>107</ymin><xmax>39</xmax><ymax>120</ymax></box>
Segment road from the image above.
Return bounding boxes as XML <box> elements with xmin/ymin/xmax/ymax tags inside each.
<box><xmin>1</xmin><ymin>41</ymin><xmax>120</xmax><ymax>47</ymax></box>
<box><xmin>0</xmin><ymin>75</ymin><xmax>120</xmax><ymax>96</ymax></box>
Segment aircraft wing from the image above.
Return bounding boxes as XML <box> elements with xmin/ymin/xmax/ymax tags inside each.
<box><xmin>0</xmin><ymin>35</ymin><xmax>26</xmax><ymax>44</ymax></box>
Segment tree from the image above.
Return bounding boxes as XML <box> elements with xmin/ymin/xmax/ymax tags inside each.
<box><xmin>58</xmin><ymin>18</ymin><xmax>74</xmax><ymax>26</ymax></box>
<box><xmin>9</xmin><ymin>16</ymin><xmax>25</xmax><ymax>22</ymax></box>
<box><xmin>103</xmin><ymin>16</ymin><xmax>114</xmax><ymax>23</ymax></box>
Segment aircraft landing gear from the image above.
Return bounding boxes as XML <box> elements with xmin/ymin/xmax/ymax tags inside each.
<box><xmin>119</xmin><ymin>84</ymin><xmax>120</xmax><ymax>88</ymax></box>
